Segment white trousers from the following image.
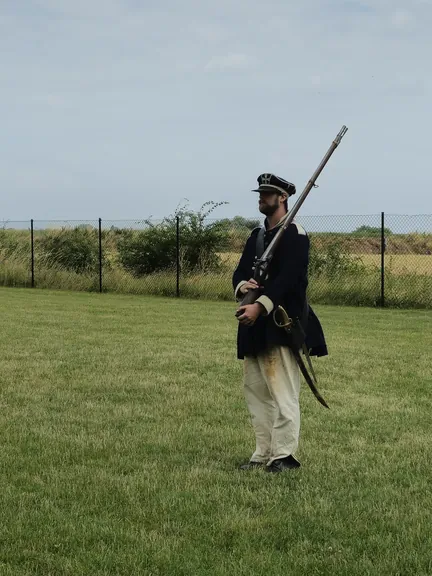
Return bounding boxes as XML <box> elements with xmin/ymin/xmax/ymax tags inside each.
<box><xmin>243</xmin><ymin>346</ymin><xmax>301</xmax><ymax>465</ymax></box>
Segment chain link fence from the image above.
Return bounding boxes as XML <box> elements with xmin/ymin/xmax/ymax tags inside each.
<box><xmin>0</xmin><ymin>221</ymin><xmax>33</xmax><ymax>288</ymax></box>
<box><xmin>1</xmin><ymin>215</ymin><xmax>431</xmax><ymax>308</ymax></box>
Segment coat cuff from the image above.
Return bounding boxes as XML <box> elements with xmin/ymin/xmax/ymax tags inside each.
<box><xmin>234</xmin><ymin>281</ymin><xmax>248</xmax><ymax>300</ymax></box>
<box><xmin>256</xmin><ymin>295</ymin><xmax>274</xmax><ymax>315</ymax></box>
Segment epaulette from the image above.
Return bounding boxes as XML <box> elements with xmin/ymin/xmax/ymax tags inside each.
<box><xmin>291</xmin><ymin>222</ymin><xmax>307</xmax><ymax>236</ymax></box>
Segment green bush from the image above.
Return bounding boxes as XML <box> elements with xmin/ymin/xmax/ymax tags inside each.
<box><xmin>37</xmin><ymin>226</ymin><xmax>100</xmax><ymax>274</ymax></box>
<box><xmin>116</xmin><ymin>226</ymin><xmax>177</xmax><ymax>276</ymax></box>
<box><xmin>351</xmin><ymin>225</ymin><xmax>392</xmax><ymax>237</ymax></box>
<box><xmin>117</xmin><ymin>202</ymin><xmax>227</xmax><ymax>276</ymax></box>
<box><xmin>205</xmin><ymin>216</ymin><xmax>261</xmax><ymax>253</ymax></box>
<box><xmin>309</xmin><ymin>236</ymin><xmax>366</xmax><ymax>278</ymax></box>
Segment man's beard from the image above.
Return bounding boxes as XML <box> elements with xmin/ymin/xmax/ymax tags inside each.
<box><xmin>259</xmin><ymin>200</ymin><xmax>279</xmax><ymax>216</ymax></box>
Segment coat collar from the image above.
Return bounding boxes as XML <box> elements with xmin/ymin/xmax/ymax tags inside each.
<box><xmin>264</xmin><ymin>214</ymin><xmax>287</xmax><ymax>231</ymax></box>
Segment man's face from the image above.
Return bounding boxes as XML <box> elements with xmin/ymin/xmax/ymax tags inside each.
<box><xmin>258</xmin><ymin>191</ymin><xmax>281</xmax><ymax>216</ymax></box>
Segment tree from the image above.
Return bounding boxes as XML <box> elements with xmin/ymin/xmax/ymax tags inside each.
<box><xmin>351</xmin><ymin>225</ymin><xmax>392</xmax><ymax>237</ymax></box>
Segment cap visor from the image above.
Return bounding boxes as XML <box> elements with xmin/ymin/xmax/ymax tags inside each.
<box><xmin>251</xmin><ymin>185</ymin><xmax>286</xmax><ymax>194</ymax></box>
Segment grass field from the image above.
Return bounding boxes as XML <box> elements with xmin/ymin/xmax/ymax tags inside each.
<box><xmin>1</xmin><ymin>287</ymin><xmax>432</xmax><ymax>575</ymax></box>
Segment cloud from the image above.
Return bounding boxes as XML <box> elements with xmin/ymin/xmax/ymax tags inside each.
<box><xmin>204</xmin><ymin>53</ymin><xmax>250</xmax><ymax>71</ymax></box>
<box><xmin>390</xmin><ymin>9</ymin><xmax>414</xmax><ymax>28</ymax></box>
<box><xmin>2</xmin><ymin>0</ymin><xmax>432</xmax><ymax>220</ymax></box>
<box><xmin>32</xmin><ymin>0</ymin><xmax>125</xmax><ymax>18</ymax></box>
<box><xmin>196</xmin><ymin>24</ymin><xmax>227</xmax><ymax>44</ymax></box>
<box><xmin>338</xmin><ymin>0</ymin><xmax>374</xmax><ymax>13</ymax></box>
<box><xmin>33</xmin><ymin>92</ymin><xmax>73</xmax><ymax>108</ymax></box>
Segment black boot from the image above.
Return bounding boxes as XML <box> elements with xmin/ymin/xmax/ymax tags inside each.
<box><xmin>266</xmin><ymin>455</ymin><xmax>301</xmax><ymax>473</ymax></box>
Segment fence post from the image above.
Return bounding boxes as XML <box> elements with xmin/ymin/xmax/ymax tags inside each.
<box><xmin>98</xmin><ymin>218</ymin><xmax>103</xmax><ymax>293</ymax></box>
<box><xmin>176</xmin><ymin>216</ymin><xmax>180</xmax><ymax>297</ymax></box>
<box><xmin>31</xmin><ymin>219</ymin><xmax>35</xmax><ymax>288</ymax></box>
<box><xmin>381</xmin><ymin>211</ymin><xmax>385</xmax><ymax>307</ymax></box>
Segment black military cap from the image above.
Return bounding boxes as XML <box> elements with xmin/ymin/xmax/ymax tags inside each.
<box><xmin>252</xmin><ymin>173</ymin><xmax>296</xmax><ymax>196</ymax></box>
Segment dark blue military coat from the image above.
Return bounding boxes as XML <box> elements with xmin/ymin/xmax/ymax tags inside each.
<box><xmin>232</xmin><ymin>219</ymin><xmax>328</xmax><ymax>360</ymax></box>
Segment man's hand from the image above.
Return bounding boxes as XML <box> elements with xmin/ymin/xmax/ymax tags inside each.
<box><xmin>239</xmin><ymin>278</ymin><xmax>261</xmax><ymax>295</ymax></box>
<box><xmin>236</xmin><ymin>303</ymin><xmax>264</xmax><ymax>326</ymax></box>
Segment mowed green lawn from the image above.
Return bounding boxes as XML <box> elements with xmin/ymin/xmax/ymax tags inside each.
<box><xmin>1</xmin><ymin>288</ymin><xmax>431</xmax><ymax>576</ymax></box>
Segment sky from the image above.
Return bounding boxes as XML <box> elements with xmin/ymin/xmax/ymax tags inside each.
<box><xmin>1</xmin><ymin>0</ymin><xmax>431</xmax><ymax>223</ymax></box>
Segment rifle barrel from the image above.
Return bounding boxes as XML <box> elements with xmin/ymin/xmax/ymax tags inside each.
<box><xmin>262</xmin><ymin>125</ymin><xmax>348</xmax><ymax>257</ymax></box>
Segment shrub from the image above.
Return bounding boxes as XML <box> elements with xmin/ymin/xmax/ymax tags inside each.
<box><xmin>37</xmin><ymin>226</ymin><xmax>100</xmax><ymax>274</ymax></box>
<box><xmin>117</xmin><ymin>201</ymin><xmax>228</xmax><ymax>276</ymax></box>
<box><xmin>208</xmin><ymin>216</ymin><xmax>261</xmax><ymax>253</ymax></box>
<box><xmin>117</xmin><ymin>226</ymin><xmax>177</xmax><ymax>276</ymax></box>
<box><xmin>309</xmin><ymin>236</ymin><xmax>366</xmax><ymax>278</ymax></box>
<box><xmin>351</xmin><ymin>225</ymin><xmax>392</xmax><ymax>237</ymax></box>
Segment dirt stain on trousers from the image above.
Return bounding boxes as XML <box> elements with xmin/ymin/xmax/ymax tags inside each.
<box><xmin>243</xmin><ymin>345</ymin><xmax>301</xmax><ymax>464</ymax></box>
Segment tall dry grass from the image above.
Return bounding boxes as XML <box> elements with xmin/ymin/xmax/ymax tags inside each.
<box><xmin>1</xmin><ymin>228</ymin><xmax>432</xmax><ymax>308</ymax></box>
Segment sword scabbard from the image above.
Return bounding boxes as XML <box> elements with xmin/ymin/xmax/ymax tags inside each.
<box><xmin>273</xmin><ymin>306</ymin><xmax>329</xmax><ymax>409</ymax></box>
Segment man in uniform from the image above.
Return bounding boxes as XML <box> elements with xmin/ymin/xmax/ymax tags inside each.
<box><xmin>233</xmin><ymin>173</ymin><xmax>327</xmax><ymax>473</ymax></box>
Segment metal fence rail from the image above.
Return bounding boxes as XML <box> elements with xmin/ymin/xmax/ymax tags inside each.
<box><xmin>1</xmin><ymin>214</ymin><xmax>431</xmax><ymax>309</ymax></box>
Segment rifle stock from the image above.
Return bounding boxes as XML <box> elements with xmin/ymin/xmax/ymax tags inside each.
<box><xmin>238</xmin><ymin>287</ymin><xmax>262</xmax><ymax>307</ymax></box>
<box><xmin>236</xmin><ymin>125</ymin><xmax>348</xmax><ymax>313</ymax></box>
